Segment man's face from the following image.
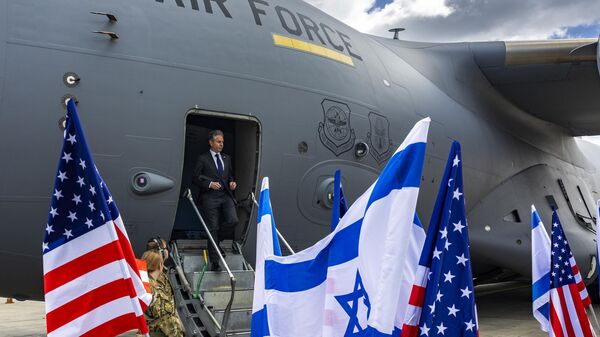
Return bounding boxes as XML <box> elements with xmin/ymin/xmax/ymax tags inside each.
<box><xmin>209</xmin><ymin>135</ymin><xmax>224</xmax><ymax>153</ymax></box>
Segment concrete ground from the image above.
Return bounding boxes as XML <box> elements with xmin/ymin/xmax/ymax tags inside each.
<box><xmin>1</xmin><ymin>286</ymin><xmax>599</xmax><ymax>336</ymax></box>
<box><xmin>0</xmin><ymin>297</ymin><xmax>135</xmax><ymax>337</ymax></box>
<box><xmin>0</xmin><ymin>298</ymin><xmax>45</xmax><ymax>337</ymax></box>
<box><xmin>476</xmin><ymin>283</ymin><xmax>600</xmax><ymax>336</ymax></box>
<box><xmin>477</xmin><ymin>283</ymin><xmax>548</xmax><ymax>336</ymax></box>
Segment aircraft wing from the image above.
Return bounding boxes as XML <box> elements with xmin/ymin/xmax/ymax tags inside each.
<box><xmin>471</xmin><ymin>38</ymin><xmax>600</xmax><ymax>136</ymax></box>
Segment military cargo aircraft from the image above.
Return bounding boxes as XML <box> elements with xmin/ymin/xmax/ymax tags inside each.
<box><xmin>1</xmin><ymin>0</ymin><xmax>600</xmax><ymax>302</ymax></box>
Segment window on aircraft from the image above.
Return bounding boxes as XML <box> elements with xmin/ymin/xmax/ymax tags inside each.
<box><xmin>545</xmin><ymin>195</ymin><xmax>558</xmax><ymax>210</ymax></box>
<box><xmin>577</xmin><ymin>185</ymin><xmax>596</xmax><ymax>225</ymax></box>
<box><xmin>556</xmin><ymin>179</ymin><xmax>596</xmax><ymax>232</ymax></box>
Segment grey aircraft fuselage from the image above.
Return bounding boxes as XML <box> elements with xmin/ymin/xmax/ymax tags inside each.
<box><xmin>1</xmin><ymin>0</ymin><xmax>600</xmax><ymax>300</ymax></box>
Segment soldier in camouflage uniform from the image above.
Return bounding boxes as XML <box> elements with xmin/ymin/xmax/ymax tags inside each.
<box><xmin>146</xmin><ymin>238</ymin><xmax>174</xmax><ymax>297</ymax></box>
<box><xmin>156</xmin><ymin>270</ymin><xmax>173</xmax><ymax>296</ymax></box>
<box><xmin>142</xmin><ymin>250</ymin><xmax>184</xmax><ymax>337</ymax></box>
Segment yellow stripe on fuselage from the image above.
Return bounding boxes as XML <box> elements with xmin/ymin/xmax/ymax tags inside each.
<box><xmin>272</xmin><ymin>34</ymin><xmax>354</xmax><ymax>66</ymax></box>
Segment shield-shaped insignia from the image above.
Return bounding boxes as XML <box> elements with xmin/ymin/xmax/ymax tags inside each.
<box><xmin>367</xmin><ymin>112</ymin><xmax>393</xmax><ymax>164</ymax></box>
<box><xmin>318</xmin><ymin>99</ymin><xmax>356</xmax><ymax>156</ymax></box>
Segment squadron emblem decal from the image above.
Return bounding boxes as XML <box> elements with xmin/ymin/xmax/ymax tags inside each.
<box><xmin>367</xmin><ymin>112</ymin><xmax>393</xmax><ymax>164</ymax></box>
<box><xmin>318</xmin><ymin>99</ymin><xmax>356</xmax><ymax>156</ymax></box>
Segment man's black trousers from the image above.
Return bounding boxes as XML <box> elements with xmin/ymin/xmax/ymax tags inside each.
<box><xmin>199</xmin><ymin>191</ymin><xmax>238</xmax><ymax>264</ymax></box>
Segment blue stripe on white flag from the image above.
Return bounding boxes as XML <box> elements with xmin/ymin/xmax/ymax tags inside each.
<box><xmin>265</xmin><ymin>221</ymin><xmax>361</xmax><ymax>292</ymax></box>
<box><xmin>532</xmin><ymin>273</ymin><xmax>551</xmax><ymax>301</ymax></box>
<box><xmin>531</xmin><ymin>205</ymin><xmax>550</xmax><ymax>332</ymax></box>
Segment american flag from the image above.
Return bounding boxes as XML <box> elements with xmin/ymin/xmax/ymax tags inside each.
<box><xmin>548</xmin><ymin>211</ymin><xmax>593</xmax><ymax>337</ymax></box>
<box><xmin>43</xmin><ymin>99</ymin><xmax>150</xmax><ymax>337</ymax></box>
<box><xmin>401</xmin><ymin>141</ymin><xmax>478</xmax><ymax>337</ymax></box>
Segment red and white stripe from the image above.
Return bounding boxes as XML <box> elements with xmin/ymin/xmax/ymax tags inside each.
<box><xmin>400</xmin><ymin>265</ymin><xmax>430</xmax><ymax>337</ymax></box>
<box><xmin>44</xmin><ymin>216</ymin><xmax>148</xmax><ymax>337</ymax></box>
<box><xmin>137</xmin><ymin>259</ymin><xmax>151</xmax><ymax>296</ymax></box>
<box><xmin>549</xmin><ymin>284</ymin><xmax>593</xmax><ymax>337</ymax></box>
<box><xmin>113</xmin><ymin>216</ymin><xmax>152</xmax><ymax>310</ymax></box>
<box><xmin>569</xmin><ymin>256</ymin><xmax>591</xmax><ymax>308</ymax></box>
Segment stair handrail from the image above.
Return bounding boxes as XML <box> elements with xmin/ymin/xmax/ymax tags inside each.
<box><xmin>169</xmin><ymin>241</ymin><xmax>192</xmax><ymax>294</ymax></box>
<box><xmin>250</xmin><ymin>192</ymin><xmax>295</xmax><ymax>254</ymax></box>
<box><xmin>184</xmin><ymin>188</ymin><xmax>236</xmax><ymax>337</ymax></box>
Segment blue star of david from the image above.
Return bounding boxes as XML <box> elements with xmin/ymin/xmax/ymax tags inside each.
<box><xmin>335</xmin><ymin>270</ymin><xmax>371</xmax><ymax>336</ymax></box>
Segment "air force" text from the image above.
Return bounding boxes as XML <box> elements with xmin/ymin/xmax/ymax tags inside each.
<box><xmin>155</xmin><ymin>0</ymin><xmax>363</xmax><ymax>61</ymax></box>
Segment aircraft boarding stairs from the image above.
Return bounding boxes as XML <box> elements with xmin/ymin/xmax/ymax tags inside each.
<box><xmin>169</xmin><ymin>239</ymin><xmax>255</xmax><ymax>337</ymax></box>
<box><xmin>165</xmin><ymin>189</ymin><xmax>263</xmax><ymax>337</ymax></box>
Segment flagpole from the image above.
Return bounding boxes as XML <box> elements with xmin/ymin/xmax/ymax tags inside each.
<box><xmin>251</xmin><ymin>192</ymin><xmax>295</xmax><ymax>254</ymax></box>
<box><xmin>275</xmin><ymin>227</ymin><xmax>295</xmax><ymax>255</ymax></box>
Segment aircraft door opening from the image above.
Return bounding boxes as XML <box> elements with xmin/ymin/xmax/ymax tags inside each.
<box><xmin>172</xmin><ymin>110</ymin><xmax>261</xmax><ymax>245</ymax></box>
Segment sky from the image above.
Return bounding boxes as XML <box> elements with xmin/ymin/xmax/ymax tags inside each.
<box><xmin>304</xmin><ymin>0</ymin><xmax>600</xmax><ymax>42</ymax></box>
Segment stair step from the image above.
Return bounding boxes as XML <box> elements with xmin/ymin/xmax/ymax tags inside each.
<box><xmin>182</xmin><ymin>252</ymin><xmax>247</xmax><ymax>272</ymax></box>
<box><xmin>227</xmin><ymin>332</ymin><xmax>250</xmax><ymax>337</ymax></box>
<box><xmin>176</xmin><ymin>239</ymin><xmax>237</xmax><ymax>254</ymax></box>
<box><xmin>214</xmin><ymin>308</ymin><xmax>252</xmax><ymax>332</ymax></box>
<box><xmin>204</xmin><ymin>289</ymin><xmax>254</xmax><ymax>311</ymax></box>
<box><xmin>187</xmin><ymin>270</ymin><xmax>255</xmax><ymax>292</ymax></box>
<box><xmin>176</xmin><ymin>239</ymin><xmax>232</xmax><ymax>251</ymax></box>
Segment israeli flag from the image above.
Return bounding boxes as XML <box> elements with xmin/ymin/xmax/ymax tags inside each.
<box><xmin>255</xmin><ymin>118</ymin><xmax>430</xmax><ymax>337</ymax></box>
<box><xmin>531</xmin><ymin>205</ymin><xmax>550</xmax><ymax>332</ymax></box>
<box><xmin>251</xmin><ymin>177</ymin><xmax>282</xmax><ymax>337</ymax></box>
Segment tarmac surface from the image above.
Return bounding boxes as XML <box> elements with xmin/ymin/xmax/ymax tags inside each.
<box><xmin>0</xmin><ymin>297</ymin><xmax>135</xmax><ymax>337</ymax></box>
<box><xmin>1</xmin><ymin>284</ymin><xmax>599</xmax><ymax>336</ymax></box>
<box><xmin>476</xmin><ymin>283</ymin><xmax>550</xmax><ymax>336</ymax></box>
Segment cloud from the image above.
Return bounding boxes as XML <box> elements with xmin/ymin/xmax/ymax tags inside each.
<box><xmin>305</xmin><ymin>0</ymin><xmax>453</xmax><ymax>34</ymax></box>
<box><xmin>304</xmin><ymin>0</ymin><xmax>600</xmax><ymax>42</ymax></box>
<box><xmin>550</xmin><ymin>21</ymin><xmax>600</xmax><ymax>39</ymax></box>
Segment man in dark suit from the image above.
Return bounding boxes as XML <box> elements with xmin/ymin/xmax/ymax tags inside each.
<box><xmin>193</xmin><ymin>130</ymin><xmax>238</xmax><ymax>271</ymax></box>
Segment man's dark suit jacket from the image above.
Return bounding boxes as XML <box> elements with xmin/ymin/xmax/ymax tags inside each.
<box><xmin>193</xmin><ymin>151</ymin><xmax>235</xmax><ymax>196</ymax></box>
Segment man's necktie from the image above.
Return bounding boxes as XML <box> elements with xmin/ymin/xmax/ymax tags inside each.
<box><xmin>215</xmin><ymin>153</ymin><xmax>224</xmax><ymax>176</ymax></box>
